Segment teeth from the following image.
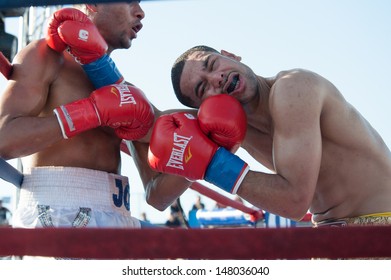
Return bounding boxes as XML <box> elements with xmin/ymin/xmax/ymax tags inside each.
<box><xmin>226</xmin><ymin>75</ymin><xmax>239</xmax><ymax>93</ymax></box>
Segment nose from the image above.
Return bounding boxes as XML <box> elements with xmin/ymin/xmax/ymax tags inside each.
<box><xmin>208</xmin><ymin>72</ymin><xmax>224</xmax><ymax>91</ymax></box>
<box><xmin>133</xmin><ymin>2</ymin><xmax>145</xmax><ymax>20</ymax></box>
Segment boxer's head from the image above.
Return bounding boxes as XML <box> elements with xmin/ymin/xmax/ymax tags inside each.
<box><xmin>171</xmin><ymin>45</ymin><xmax>256</xmax><ymax>109</ymax></box>
<box><xmin>172</xmin><ymin>46</ymin><xmax>219</xmax><ymax>108</ymax></box>
<box><xmin>75</xmin><ymin>1</ymin><xmax>144</xmax><ymax>52</ymax></box>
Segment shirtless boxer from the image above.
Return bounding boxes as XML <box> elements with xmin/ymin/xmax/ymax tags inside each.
<box><xmin>0</xmin><ymin>2</ymin><xmax>155</xmax><ymax>229</ymax></box>
<box><xmin>146</xmin><ymin>45</ymin><xmax>391</xmax><ymax>226</ymax></box>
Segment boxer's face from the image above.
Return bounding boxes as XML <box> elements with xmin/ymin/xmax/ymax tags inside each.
<box><xmin>179</xmin><ymin>50</ymin><xmax>257</xmax><ymax>108</ymax></box>
<box><xmin>93</xmin><ymin>2</ymin><xmax>144</xmax><ymax>51</ymax></box>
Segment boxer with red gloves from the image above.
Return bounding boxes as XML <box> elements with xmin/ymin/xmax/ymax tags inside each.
<box><xmin>46</xmin><ymin>7</ymin><xmax>124</xmax><ymax>88</ymax></box>
<box><xmin>148</xmin><ymin>94</ymin><xmax>249</xmax><ymax>194</ymax></box>
<box><xmin>54</xmin><ymin>84</ymin><xmax>154</xmax><ymax>140</ymax></box>
<box><xmin>0</xmin><ymin>3</ymin><xmax>155</xmax><ymax>234</ymax></box>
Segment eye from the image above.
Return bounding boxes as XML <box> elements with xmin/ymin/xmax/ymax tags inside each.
<box><xmin>200</xmin><ymin>83</ymin><xmax>206</xmax><ymax>98</ymax></box>
<box><xmin>209</xmin><ymin>59</ymin><xmax>216</xmax><ymax>71</ymax></box>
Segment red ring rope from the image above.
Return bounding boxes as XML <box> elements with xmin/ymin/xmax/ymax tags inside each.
<box><xmin>190</xmin><ymin>182</ymin><xmax>264</xmax><ymax>221</ymax></box>
<box><xmin>0</xmin><ymin>226</ymin><xmax>390</xmax><ymax>259</ymax></box>
<box><xmin>0</xmin><ymin>51</ymin><xmax>13</xmax><ymax>79</ymax></box>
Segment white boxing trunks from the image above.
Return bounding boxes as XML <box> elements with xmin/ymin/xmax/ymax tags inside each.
<box><xmin>12</xmin><ymin>166</ymin><xmax>141</xmax><ymax>229</ymax></box>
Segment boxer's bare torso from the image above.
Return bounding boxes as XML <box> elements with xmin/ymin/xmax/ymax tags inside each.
<box><xmin>241</xmin><ymin>69</ymin><xmax>391</xmax><ymax>222</ymax></box>
<box><xmin>0</xmin><ymin>39</ymin><xmax>122</xmax><ymax>174</ymax></box>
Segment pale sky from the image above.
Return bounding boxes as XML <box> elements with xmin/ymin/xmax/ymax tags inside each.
<box><xmin>0</xmin><ymin>0</ymin><xmax>390</xmax><ymax>224</ymax></box>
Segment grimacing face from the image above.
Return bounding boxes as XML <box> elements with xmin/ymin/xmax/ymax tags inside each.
<box><xmin>179</xmin><ymin>50</ymin><xmax>257</xmax><ymax>108</ymax></box>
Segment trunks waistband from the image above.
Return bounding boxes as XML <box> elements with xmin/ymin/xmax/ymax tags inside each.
<box><xmin>315</xmin><ymin>212</ymin><xmax>391</xmax><ymax>227</ymax></box>
<box><xmin>359</xmin><ymin>212</ymin><xmax>391</xmax><ymax>217</ymax></box>
<box><xmin>19</xmin><ymin>166</ymin><xmax>131</xmax><ymax>214</ymax></box>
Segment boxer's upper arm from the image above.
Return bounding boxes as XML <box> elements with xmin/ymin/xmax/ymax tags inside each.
<box><xmin>0</xmin><ymin>40</ymin><xmax>63</xmax><ymax>158</ymax></box>
<box><xmin>1</xmin><ymin>40</ymin><xmax>62</xmax><ymax>119</ymax></box>
<box><xmin>270</xmin><ymin>71</ymin><xmax>324</xmax><ymax>211</ymax></box>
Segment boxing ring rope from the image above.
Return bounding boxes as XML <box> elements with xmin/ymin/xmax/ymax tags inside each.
<box><xmin>1</xmin><ymin>226</ymin><xmax>391</xmax><ymax>259</ymax></box>
<box><xmin>0</xmin><ymin>0</ymin><xmax>170</xmax><ymax>9</ymax></box>
<box><xmin>0</xmin><ymin>52</ymin><xmax>13</xmax><ymax>80</ymax></box>
<box><xmin>190</xmin><ymin>182</ymin><xmax>264</xmax><ymax>221</ymax></box>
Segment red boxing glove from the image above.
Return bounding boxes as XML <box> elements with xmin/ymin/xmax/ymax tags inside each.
<box><xmin>57</xmin><ymin>19</ymin><xmax>107</xmax><ymax>64</ymax></box>
<box><xmin>198</xmin><ymin>94</ymin><xmax>247</xmax><ymax>153</ymax></box>
<box><xmin>148</xmin><ymin>112</ymin><xmax>218</xmax><ymax>181</ymax></box>
<box><xmin>46</xmin><ymin>7</ymin><xmax>107</xmax><ymax>64</ymax></box>
<box><xmin>46</xmin><ymin>7</ymin><xmax>123</xmax><ymax>88</ymax></box>
<box><xmin>54</xmin><ymin>84</ymin><xmax>154</xmax><ymax>140</ymax></box>
<box><xmin>46</xmin><ymin>7</ymin><xmax>88</xmax><ymax>52</ymax></box>
<box><xmin>148</xmin><ymin>112</ymin><xmax>249</xmax><ymax>194</ymax></box>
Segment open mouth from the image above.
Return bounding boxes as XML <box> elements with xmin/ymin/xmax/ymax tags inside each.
<box><xmin>226</xmin><ymin>74</ymin><xmax>239</xmax><ymax>94</ymax></box>
<box><xmin>132</xmin><ymin>22</ymin><xmax>143</xmax><ymax>34</ymax></box>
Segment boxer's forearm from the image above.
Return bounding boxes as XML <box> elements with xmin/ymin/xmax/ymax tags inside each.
<box><xmin>127</xmin><ymin>139</ymin><xmax>191</xmax><ymax>211</ymax></box>
<box><xmin>237</xmin><ymin>170</ymin><xmax>310</xmax><ymax>221</ymax></box>
<box><xmin>145</xmin><ymin>174</ymin><xmax>191</xmax><ymax>211</ymax></box>
<box><xmin>0</xmin><ymin>116</ymin><xmax>62</xmax><ymax>159</ymax></box>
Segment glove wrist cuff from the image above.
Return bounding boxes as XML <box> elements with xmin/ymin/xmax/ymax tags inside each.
<box><xmin>82</xmin><ymin>54</ymin><xmax>124</xmax><ymax>88</ymax></box>
<box><xmin>204</xmin><ymin>147</ymin><xmax>249</xmax><ymax>194</ymax></box>
<box><xmin>53</xmin><ymin>99</ymin><xmax>100</xmax><ymax>139</ymax></box>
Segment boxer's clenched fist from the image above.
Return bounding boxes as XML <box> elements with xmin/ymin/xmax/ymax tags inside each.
<box><xmin>54</xmin><ymin>84</ymin><xmax>154</xmax><ymax>140</ymax></box>
<box><xmin>148</xmin><ymin>112</ymin><xmax>249</xmax><ymax>194</ymax></box>
<box><xmin>198</xmin><ymin>94</ymin><xmax>247</xmax><ymax>153</ymax></box>
<box><xmin>46</xmin><ymin>7</ymin><xmax>123</xmax><ymax>88</ymax></box>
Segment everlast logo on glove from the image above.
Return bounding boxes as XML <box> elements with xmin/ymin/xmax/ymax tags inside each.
<box><xmin>166</xmin><ymin>133</ymin><xmax>193</xmax><ymax>170</ymax></box>
<box><xmin>111</xmin><ymin>84</ymin><xmax>137</xmax><ymax>107</ymax></box>
<box><xmin>148</xmin><ymin>112</ymin><xmax>219</xmax><ymax>181</ymax></box>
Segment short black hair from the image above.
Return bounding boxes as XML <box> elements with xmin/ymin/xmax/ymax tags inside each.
<box><xmin>171</xmin><ymin>45</ymin><xmax>219</xmax><ymax>108</ymax></box>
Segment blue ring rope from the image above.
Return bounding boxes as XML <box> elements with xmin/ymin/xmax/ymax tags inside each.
<box><xmin>0</xmin><ymin>0</ymin><xmax>165</xmax><ymax>9</ymax></box>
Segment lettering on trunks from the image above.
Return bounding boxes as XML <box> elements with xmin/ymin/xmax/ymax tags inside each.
<box><xmin>112</xmin><ymin>84</ymin><xmax>137</xmax><ymax>107</ymax></box>
<box><xmin>166</xmin><ymin>133</ymin><xmax>193</xmax><ymax>170</ymax></box>
<box><xmin>112</xmin><ymin>178</ymin><xmax>130</xmax><ymax>211</ymax></box>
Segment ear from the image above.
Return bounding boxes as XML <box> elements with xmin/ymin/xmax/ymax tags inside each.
<box><xmin>221</xmin><ymin>50</ymin><xmax>242</xmax><ymax>62</ymax></box>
